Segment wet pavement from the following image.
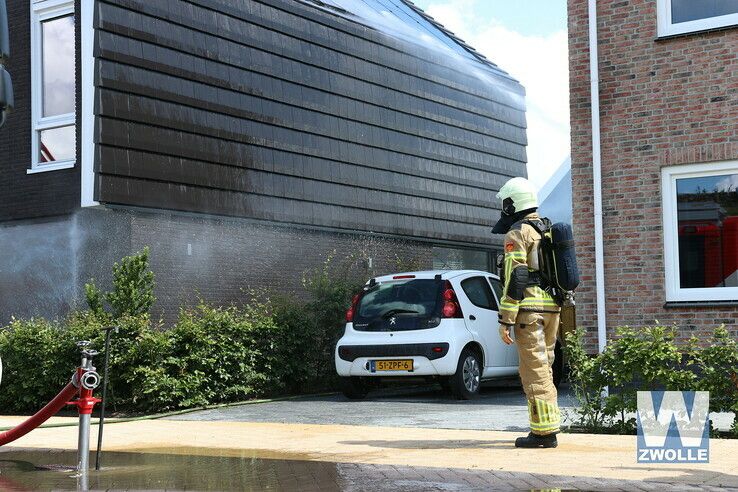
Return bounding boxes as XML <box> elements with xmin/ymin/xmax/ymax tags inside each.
<box><xmin>0</xmin><ymin>447</ymin><xmax>733</xmax><ymax>491</ymax></box>
<box><xmin>1</xmin><ymin>384</ymin><xmax>736</xmax><ymax>491</ymax></box>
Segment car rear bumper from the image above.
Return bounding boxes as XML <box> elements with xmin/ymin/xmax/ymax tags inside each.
<box><xmin>335</xmin><ymin>343</ymin><xmax>457</xmax><ymax>377</ymax></box>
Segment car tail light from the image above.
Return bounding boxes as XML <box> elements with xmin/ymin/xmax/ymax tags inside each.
<box><xmin>441</xmin><ymin>281</ymin><xmax>463</xmax><ymax>319</ymax></box>
<box><xmin>345</xmin><ymin>293</ymin><xmax>361</xmax><ymax>322</ymax></box>
<box><xmin>393</xmin><ymin>274</ymin><xmax>416</xmax><ymax>279</ymax></box>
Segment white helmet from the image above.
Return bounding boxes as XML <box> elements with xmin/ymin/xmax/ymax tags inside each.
<box><xmin>491</xmin><ymin>177</ymin><xmax>538</xmax><ymax>233</ymax></box>
<box><xmin>496</xmin><ymin>177</ymin><xmax>538</xmax><ymax>215</ymax></box>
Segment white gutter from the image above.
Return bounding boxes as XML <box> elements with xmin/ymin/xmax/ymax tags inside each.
<box><xmin>588</xmin><ymin>0</ymin><xmax>607</xmax><ymax>354</ymax></box>
<box><xmin>80</xmin><ymin>0</ymin><xmax>98</xmax><ymax>207</ymax></box>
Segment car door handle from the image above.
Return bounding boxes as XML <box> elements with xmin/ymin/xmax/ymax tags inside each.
<box><xmin>469</xmin><ymin>315</ymin><xmax>476</xmax><ymax>321</ymax></box>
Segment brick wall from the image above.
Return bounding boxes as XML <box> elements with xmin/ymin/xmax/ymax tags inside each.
<box><xmin>0</xmin><ymin>207</ymin><xmax>437</xmax><ymax>324</ymax></box>
<box><xmin>0</xmin><ymin>0</ymin><xmax>81</xmax><ymax>221</ymax></box>
<box><xmin>568</xmin><ymin>0</ymin><xmax>738</xmax><ymax>351</ymax></box>
<box><xmin>127</xmin><ymin>209</ymin><xmax>435</xmax><ymax>322</ymax></box>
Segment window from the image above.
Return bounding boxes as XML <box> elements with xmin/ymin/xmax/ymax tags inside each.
<box><xmin>658</xmin><ymin>0</ymin><xmax>738</xmax><ymax>36</ymax></box>
<box><xmin>488</xmin><ymin>277</ymin><xmax>503</xmax><ymax>305</ymax></box>
<box><xmin>461</xmin><ymin>276</ymin><xmax>497</xmax><ymax>310</ymax></box>
<box><xmin>662</xmin><ymin>161</ymin><xmax>738</xmax><ymax>302</ymax></box>
<box><xmin>432</xmin><ymin>246</ymin><xmax>491</xmax><ymax>271</ymax></box>
<box><xmin>29</xmin><ymin>0</ymin><xmax>76</xmax><ymax>173</ymax></box>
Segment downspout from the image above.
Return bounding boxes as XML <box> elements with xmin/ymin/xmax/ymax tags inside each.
<box><xmin>588</xmin><ymin>0</ymin><xmax>607</xmax><ymax>354</ymax></box>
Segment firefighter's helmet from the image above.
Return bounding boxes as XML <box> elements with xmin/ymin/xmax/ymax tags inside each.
<box><xmin>491</xmin><ymin>177</ymin><xmax>539</xmax><ymax>234</ymax></box>
<box><xmin>496</xmin><ymin>177</ymin><xmax>538</xmax><ymax>216</ymax></box>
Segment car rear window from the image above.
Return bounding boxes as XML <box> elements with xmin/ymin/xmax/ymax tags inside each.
<box><xmin>356</xmin><ymin>279</ymin><xmax>439</xmax><ymax>320</ymax></box>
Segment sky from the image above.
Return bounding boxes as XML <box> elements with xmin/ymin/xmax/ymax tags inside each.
<box><xmin>412</xmin><ymin>0</ymin><xmax>570</xmax><ymax>191</ymax></box>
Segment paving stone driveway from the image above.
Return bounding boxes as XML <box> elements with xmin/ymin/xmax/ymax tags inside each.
<box><xmin>171</xmin><ymin>382</ymin><xmax>580</xmax><ymax>431</ymax></box>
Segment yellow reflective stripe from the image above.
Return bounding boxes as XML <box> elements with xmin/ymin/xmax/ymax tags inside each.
<box><xmin>530</xmin><ymin>421</ymin><xmax>559</xmax><ymax>430</ymax></box>
<box><xmin>528</xmin><ymin>399</ymin><xmax>560</xmax><ymax>433</ymax></box>
<box><xmin>519</xmin><ymin>299</ymin><xmax>558</xmax><ymax>308</ymax></box>
<box><xmin>530</xmin><ymin>425</ymin><xmax>561</xmax><ymax>434</ymax></box>
<box><xmin>505</xmin><ymin>252</ymin><xmax>526</xmax><ymax>259</ymax></box>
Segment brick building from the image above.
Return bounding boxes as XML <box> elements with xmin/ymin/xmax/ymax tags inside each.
<box><xmin>0</xmin><ymin>0</ymin><xmax>527</xmax><ymax>322</ymax></box>
<box><xmin>568</xmin><ymin>0</ymin><xmax>738</xmax><ymax>350</ymax></box>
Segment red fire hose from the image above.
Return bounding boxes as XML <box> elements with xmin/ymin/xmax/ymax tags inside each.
<box><xmin>0</xmin><ymin>381</ymin><xmax>78</xmax><ymax>446</ymax></box>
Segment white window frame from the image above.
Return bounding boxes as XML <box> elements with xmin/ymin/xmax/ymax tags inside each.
<box><xmin>657</xmin><ymin>0</ymin><xmax>738</xmax><ymax>37</ymax></box>
<box><xmin>662</xmin><ymin>160</ymin><xmax>738</xmax><ymax>302</ymax></box>
<box><xmin>28</xmin><ymin>0</ymin><xmax>76</xmax><ymax>174</ymax></box>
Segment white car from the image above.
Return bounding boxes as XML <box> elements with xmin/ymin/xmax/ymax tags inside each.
<box><xmin>335</xmin><ymin>269</ymin><xmax>562</xmax><ymax>399</ymax></box>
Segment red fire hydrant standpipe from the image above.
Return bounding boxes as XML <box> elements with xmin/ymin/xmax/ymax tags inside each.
<box><xmin>67</xmin><ymin>342</ymin><xmax>101</xmax><ymax>489</ymax></box>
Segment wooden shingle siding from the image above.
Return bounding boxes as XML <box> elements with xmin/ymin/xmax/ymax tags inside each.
<box><xmin>94</xmin><ymin>0</ymin><xmax>527</xmax><ymax>244</ymax></box>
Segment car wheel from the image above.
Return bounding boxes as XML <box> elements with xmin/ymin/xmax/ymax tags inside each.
<box><xmin>552</xmin><ymin>340</ymin><xmax>564</xmax><ymax>388</ymax></box>
<box><xmin>450</xmin><ymin>347</ymin><xmax>482</xmax><ymax>400</ymax></box>
<box><xmin>340</xmin><ymin>377</ymin><xmax>370</xmax><ymax>400</ymax></box>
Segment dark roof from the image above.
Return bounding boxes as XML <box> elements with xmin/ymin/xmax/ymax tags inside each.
<box><xmin>298</xmin><ymin>0</ymin><xmax>503</xmax><ymax>73</ymax></box>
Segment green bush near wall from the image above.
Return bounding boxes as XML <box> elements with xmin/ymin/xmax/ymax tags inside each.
<box><xmin>564</xmin><ymin>326</ymin><xmax>738</xmax><ymax>437</ymax></box>
<box><xmin>0</xmin><ymin>250</ymin><xmax>361</xmax><ymax>414</ymax></box>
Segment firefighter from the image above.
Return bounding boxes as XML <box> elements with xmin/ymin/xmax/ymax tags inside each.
<box><xmin>492</xmin><ymin>177</ymin><xmax>561</xmax><ymax>448</ymax></box>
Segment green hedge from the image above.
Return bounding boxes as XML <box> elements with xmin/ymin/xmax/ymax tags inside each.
<box><xmin>564</xmin><ymin>326</ymin><xmax>738</xmax><ymax>436</ymax></box>
<box><xmin>0</xmin><ymin>249</ymin><xmax>360</xmax><ymax>414</ymax></box>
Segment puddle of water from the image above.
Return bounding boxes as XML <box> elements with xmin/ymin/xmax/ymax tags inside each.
<box><xmin>0</xmin><ymin>448</ymin><xmax>337</xmax><ymax>491</ymax></box>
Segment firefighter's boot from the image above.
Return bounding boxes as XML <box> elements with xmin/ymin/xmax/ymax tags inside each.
<box><xmin>515</xmin><ymin>432</ymin><xmax>558</xmax><ymax>448</ymax></box>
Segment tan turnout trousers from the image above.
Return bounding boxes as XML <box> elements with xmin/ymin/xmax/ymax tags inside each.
<box><xmin>514</xmin><ymin>311</ymin><xmax>560</xmax><ymax>435</ymax></box>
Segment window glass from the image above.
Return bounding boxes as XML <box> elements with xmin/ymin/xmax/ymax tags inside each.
<box><xmin>676</xmin><ymin>173</ymin><xmax>738</xmax><ymax>288</ymax></box>
<box><xmin>356</xmin><ymin>279</ymin><xmax>439</xmax><ymax>320</ymax></box>
<box><xmin>672</xmin><ymin>0</ymin><xmax>738</xmax><ymax>24</ymax></box>
<box><xmin>42</xmin><ymin>14</ymin><xmax>75</xmax><ymax>117</ymax></box>
<box><xmin>432</xmin><ymin>246</ymin><xmax>490</xmax><ymax>271</ymax></box>
<box><xmin>39</xmin><ymin>125</ymin><xmax>75</xmax><ymax>163</ymax></box>
<box><xmin>488</xmin><ymin>277</ymin><xmax>503</xmax><ymax>305</ymax></box>
<box><xmin>461</xmin><ymin>276</ymin><xmax>496</xmax><ymax>310</ymax></box>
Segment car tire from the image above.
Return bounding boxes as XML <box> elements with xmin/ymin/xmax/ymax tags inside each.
<box><xmin>552</xmin><ymin>340</ymin><xmax>564</xmax><ymax>389</ymax></box>
<box><xmin>340</xmin><ymin>377</ymin><xmax>370</xmax><ymax>400</ymax></box>
<box><xmin>450</xmin><ymin>347</ymin><xmax>482</xmax><ymax>400</ymax></box>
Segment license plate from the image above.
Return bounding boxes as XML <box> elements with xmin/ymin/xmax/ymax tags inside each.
<box><xmin>371</xmin><ymin>359</ymin><xmax>413</xmax><ymax>372</ymax></box>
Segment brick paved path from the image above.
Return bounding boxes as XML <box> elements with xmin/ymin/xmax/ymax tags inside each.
<box><xmin>290</xmin><ymin>462</ymin><xmax>737</xmax><ymax>492</ymax></box>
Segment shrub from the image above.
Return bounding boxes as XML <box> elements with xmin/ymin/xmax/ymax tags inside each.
<box><xmin>132</xmin><ymin>302</ymin><xmax>282</xmax><ymax>412</ymax></box>
<box><xmin>686</xmin><ymin>327</ymin><xmax>738</xmax><ymax>416</ymax></box>
<box><xmin>565</xmin><ymin>326</ymin><xmax>738</xmax><ymax>436</ymax></box>
<box><xmin>0</xmin><ymin>317</ymin><xmax>85</xmax><ymax>412</ymax></box>
<box><xmin>563</xmin><ymin>327</ymin><xmax>609</xmax><ymax>430</ymax></box>
<box><xmin>85</xmin><ymin>247</ymin><xmax>155</xmax><ymax>319</ymax></box>
<box><xmin>0</xmin><ymin>249</ymin><xmax>365</xmax><ymax>414</ymax></box>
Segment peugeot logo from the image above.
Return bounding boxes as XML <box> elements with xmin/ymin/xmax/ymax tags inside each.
<box><xmin>389</xmin><ymin>317</ymin><xmax>396</xmax><ymax>326</ymax></box>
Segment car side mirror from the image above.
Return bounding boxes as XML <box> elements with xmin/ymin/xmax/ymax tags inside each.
<box><xmin>0</xmin><ymin>66</ymin><xmax>12</xmax><ymax>128</ymax></box>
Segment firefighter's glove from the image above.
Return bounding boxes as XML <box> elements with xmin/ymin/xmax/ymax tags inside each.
<box><xmin>499</xmin><ymin>324</ymin><xmax>514</xmax><ymax>345</ymax></box>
